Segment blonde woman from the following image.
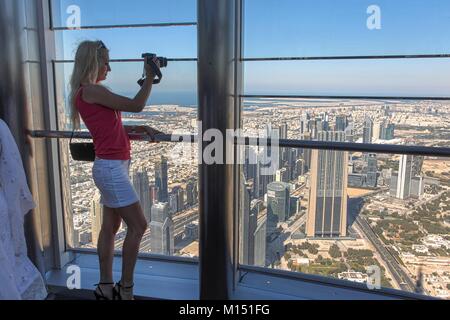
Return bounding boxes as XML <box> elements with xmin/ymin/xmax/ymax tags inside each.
<box><xmin>69</xmin><ymin>40</ymin><xmax>162</xmax><ymax>300</ymax></box>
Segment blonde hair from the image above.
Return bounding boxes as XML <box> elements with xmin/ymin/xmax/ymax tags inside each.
<box><xmin>69</xmin><ymin>40</ymin><xmax>109</xmax><ymax>129</ymax></box>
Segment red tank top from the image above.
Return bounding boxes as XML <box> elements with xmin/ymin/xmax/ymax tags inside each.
<box><xmin>75</xmin><ymin>86</ymin><xmax>131</xmax><ymax>160</ymax></box>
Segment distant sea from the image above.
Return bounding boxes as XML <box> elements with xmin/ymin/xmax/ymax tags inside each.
<box><xmin>144</xmin><ymin>91</ymin><xmax>198</xmax><ymax>107</ymax></box>
<box><xmin>121</xmin><ymin>90</ymin><xmax>416</xmax><ymax>110</ymax></box>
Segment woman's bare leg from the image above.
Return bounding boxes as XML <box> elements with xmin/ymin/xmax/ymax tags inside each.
<box><xmin>114</xmin><ymin>201</ymin><xmax>147</xmax><ymax>299</ymax></box>
<box><xmin>97</xmin><ymin>205</ymin><xmax>121</xmax><ymax>298</ymax></box>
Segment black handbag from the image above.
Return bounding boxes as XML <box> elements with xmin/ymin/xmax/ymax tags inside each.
<box><xmin>69</xmin><ymin>130</ymin><xmax>96</xmax><ymax>162</ymax></box>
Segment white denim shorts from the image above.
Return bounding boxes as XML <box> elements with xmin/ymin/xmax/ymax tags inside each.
<box><xmin>92</xmin><ymin>158</ymin><xmax>139</xmax><ymax>209</ymax></box>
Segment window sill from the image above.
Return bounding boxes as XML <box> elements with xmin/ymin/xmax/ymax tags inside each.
<box><xmin>45</xmin><ymin>253</ymin><xmax>433</xmax><ymax>300</ymax></box>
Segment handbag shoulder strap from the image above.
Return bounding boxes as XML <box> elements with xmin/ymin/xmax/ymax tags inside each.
<box><xmin>70</xmin><ymin>85</ymin><xmax>84</xmax><ymax>144</ymax></box>
<box><xmin>70</xmin><ymin>128</ymin><xmax>75</xmax><ymax>144</ymax></box>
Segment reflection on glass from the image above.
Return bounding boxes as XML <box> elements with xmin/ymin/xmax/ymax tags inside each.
<box><xmin>53</xmin><ymin>61</ymin><xmax>198</xmax><ymax>130</ymax></box>
<box><xmin>244</xmin><ymin>0</ymin><xmax>450</xmax><ymax>57</ymax></box>
<box><xmin>240</xmin><ymin>98</ymin><xmax>450</xmax><ymax>299</ymax></box>
<box><xmin>55</xmin><ymin>27</ymin><xmax>197</xmax><ymax>60</ymax></box>
<box><xmin>244</xmin><ymin>60</ymin><xmax>450</xmax><ymax>98</ymax></box>
<box><xmin>51</xmin><ymin>0</ymin><xmax>197</xmax><ymax>28</ymax></box>
<box><xmin>69</xmin><ymin>138</ymin><xmax>199</xmax><ymax>258</ymax></box>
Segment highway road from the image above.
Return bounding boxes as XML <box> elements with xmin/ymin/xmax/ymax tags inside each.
<box><xmin>349</xmin><ymin>201</ymin><xmax>416</xmax><ymax>292</ymax></box>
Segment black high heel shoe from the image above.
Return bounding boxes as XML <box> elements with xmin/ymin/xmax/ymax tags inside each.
<box><xmin>113</xmin><ymin>281</ymin><xmax>134</xmax><ymax>300</ymax></box>
<box><xmin>93</xmin><ymin>282</ymin><xmax>114</xmax><ymax>300</ymax></box>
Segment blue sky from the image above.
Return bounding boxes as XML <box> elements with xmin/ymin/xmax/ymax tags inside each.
<box><xmin>53</xmin><ymin>0</ymin><xmax>450</xmax><ymax>104</ymax></box>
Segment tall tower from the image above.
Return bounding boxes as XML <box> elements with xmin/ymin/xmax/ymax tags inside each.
<box><xmin>306</xmin><ymin>131</ymin><xmax>348</xmax><ymax>238</ymax></box>
<box><xmin>239</xmin><ymin>173</ymin><xmax>257</xmax><ymax>265</ymax></box>
<box><xmin>132</xmin><ymin>167</ymin><xmax>152</xmax><ymax>222</ymax></box>
<box><xmin>365</xmin><ymin>153</ymin><xmax>378</xmax><ymax>188</ymax></box>
<box><xmin>150</xmin><ymin>202</ymin><xmax>174</xmax><ymax>255</ymax></box>
<box><xmin>396</xmin><ymin>154</ymin><xmax>413</xmax><ymax>199</ymax></box>
<box><xmin>253</xmin><ymin>209</ymin><xmax>267</xmax><ymax>267</ymax></box>
<box><xmin>335</xmin><ymin>115</ymin><xmax>348</xmax><ymax>132</ymax></box>
<box><xmin>363</xmin><ymin>117</ymin><xmax>373</xmax><ymax>144</ymax></box>
<box><xmin>90</xmin><ymin>191</ymin><xmax>103</xmax><ymax>245</ymax></box>
<box><xmin>266</xmin><ymin>181</ymin><xmax>291</xmax><ymax>235</ymax></box>
<box><xmin>155</xmin><ymin>156</ymin><xmax>169</xmax><ymax>202</ymax></box>
<box><xmin>372</xmin><ymin>121</ymin><xmax>381</xmax><ymax>141</ymax></box>
<box><xmin>186</xmin><ymin>180</ymin><xmax>195</xmax><ymax>207</ymax></box>
<box><xmin>279</xmin><ymin>122</ymin><xmax>288</xmax><ymax>165</ymax></box>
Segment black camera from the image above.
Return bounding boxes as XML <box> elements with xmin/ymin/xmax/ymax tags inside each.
<box><xmin>143</xmin><ymin>53</ymin><xmax>168</xmax><ymax>68</ymax></box>
<box><xmin>137</xmin><ymin>53</ymin><xmax>168</xmax><ymax>86</ymax></box>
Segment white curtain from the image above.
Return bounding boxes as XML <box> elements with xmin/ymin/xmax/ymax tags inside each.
<box><xmin>0</xmin><ymin>119</ymin><xmax>47</xmax><ymax>300</ymax></box>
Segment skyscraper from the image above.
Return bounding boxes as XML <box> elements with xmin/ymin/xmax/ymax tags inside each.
<box><xmin>171</xmin><ymin>185</ymin><xmax>185</xmax><ymax>212</ymax></box>
<box><xmin>275</xmin><ymin>168</ymin><xmax>289</xmax><ymax>183</ymax></box>
<box><xmin>299</xmin><ymin>113</ymin><xmax>310</xmax><ymax>138</ymax></box>
<box><xmin>365</xmin><ymin>153</ymin><xmax>378</xmax><ymax>188</ymax></box>
<box><xmin>299</xmin><ymin>114</ymin><xmax>312</xmax><ymax>174</ymax></box>
<box><xmin>279</xmin><ymin>122</ymin><xmax>288</xmax><ymax>165</ymax></box>
<box><xmin>335</xmin><ymin>115</ymin><xmax>348</xmax><ymax>132</ymax></box>
<box><xmin>266</xmin><ymin>181</ymin><xmax>291</xmax><ymax>235</ymax></box>
<box><xmin>132</xmin><ymin>167</ymin><xmax>152</xmax><ymax>222</ymax></box>
<box><xmin>186</xmin><ymin>180</ymin><xmax>195</xmax><ymax>207</ymax></box>
<box><xmin>385</xmin><ymin>123</ymin><xmax>395</xmax><ymax>140</ymax></box>
<box><xmin>306</xmin><ymin>131</ymin><xmax>348</xmax><ymax>238</ymax></box>
<box><xmin>412</xmin><ymin>156</ymin><xmax>424</xmax><ymax>177</ymax></box>
<box><xmin>150</xmin><ymin>202</ymin><xmax>174</xmax><ymax>255</ymax></box>
<box><xmin>372</xmin><ymin>121</ymin><xmax>381</xmax><ymax>141</ymax></box>
<box><xmin>380</xmin><ymin>122</ymin><xmax>395</xmax><ymax>140</ymax></box>
<box><xmin>90</xmin><ymin>191</ymin><xmax>103</xmax><ymax>245</ymax></box>
<box><xmin>155</xmin><ymin>156</ymin><xmax>168</xmax><ymax>202</ymax></box>
<box><xmin>396</xmin><ymin>154</ymin><xmax>413</xmax><ymax>200</ymax></box>
<box><xmin>149</xmin><ymin>185</ymin><xmax>158</xmax><ymax>206</ymax></box>
<box><xmin>295</xmin><ymin>158</ymin><xmax>305</xmax><ymax>178</ymax></box>
<box><xmin>363</xmin><ymin>117</ymin><xmax>373</xmax><ymax>144</ymax></box>
<box><xmin>169</xmin><ymin>193</ymin><xmax>178</xmax><ymax>214</ymax></box>
<box><xmin>254</xmin><ymin>213</ymin><xmax>267</xmax><ymax>267</ymax></box>
<box><xmin>239</xmin><ymin>174</ymin><xmax>257</xmax><ymax>265</ymax></box>
<box><xmin>345</xmin><ymin>119</ymin><xmax>354</xmax><ymax>143</ymax></box>
<box><xmin>287</xmin><ymin>148</ymin><xmax>298</xmax><ymax>180</ymax></box>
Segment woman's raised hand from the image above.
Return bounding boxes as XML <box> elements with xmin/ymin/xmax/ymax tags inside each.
<box><xmin>144</xmin><ymin>57</ymin><xmax>161</xmax><ymax>79</ymax></box>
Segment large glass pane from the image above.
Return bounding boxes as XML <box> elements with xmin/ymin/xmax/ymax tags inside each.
<box><xmin>244</xmin><ymin>59</ymin><xmax>450</xmax><ymax>98</ymax></box>
<box><xmin>56</xmin><ymin>61</ymin><xmax>198</xmax><ymax>257</ymax></box>
<box><xmin>55</xmin><ymin>61</ymin><xmax>197</xmax><ymax>126</ymax></box>
<box><xmin>51</xmin><ymin>0</ymin><xmax>198</xmax><ymax>259</ymax></box>
<box><xmin>239</xmin><ymin>100</ymin><xmax>450</xmax><ymax>299</ymax></box>
<box><xmin>51</xmin><ymin>0</ymin><xmax>196</xmax><ymax>28</ymax></box>
<box><xmin>55</xmin><ymin>27</ymin><xmax>197</xmax><ymax>60</ymax></box>
<box><xmin>242</xmin><ymin>98</ymin><xmax>450</xmax><ymax>148</ymax></box>
<box><xmin>67</xmin><ymin>141</ymin><xmax>199</xmax><ymax>258</ymax></box>
<box><xmin>244</xmin><ymin>0</ymin><xmax>450</xmax><ymax>58</ymax></box>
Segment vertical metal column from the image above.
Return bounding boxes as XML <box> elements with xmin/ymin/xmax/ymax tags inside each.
<box><xmin>197</xmin><ymin>0</ymin><xmax>242</xmax><ymax>299</ymax></box>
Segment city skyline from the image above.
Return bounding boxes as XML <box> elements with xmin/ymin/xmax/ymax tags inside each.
<box><xmin>68</xmin><ymin>98</ymin><xmax>450</xmax><ymax>299</ymax></box>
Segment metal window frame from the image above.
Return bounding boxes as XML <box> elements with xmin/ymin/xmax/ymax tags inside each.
<box><xmin>36</xmin><ymin>0</ymin><xmax>75</xmax><ymax>270</ymax></box>
<box><xmin>42</xmin><ymin>0</ymin><xmax>202</xmax><ymax>270</ymax></box>
<box><xmin>31</xmin><ymin>128</ymin><xmax>449</xmax><ymax>299</ymax></box>
<box><xmin>51</xmin><ymin>22</ymin><xmax>197</xmax><ymax>31</ymax></box>
<box><xmin>241</xmin><ymin>94</ymin><xmax>450</xmax><ymax>101</ymax></box>
<box><xmin>31</xmin><ymin>130</ymin><xmax>450</xmax><ymax>158</ymax></box>
<box><xmin>242</xmin><ymin>54</ymin><xmax>450</xmax><ymax>61</ymax></box>
<box><xmin>37</xmin><ymin>0</ymin><xmax>450</xmax><ymax>300</ymax></box>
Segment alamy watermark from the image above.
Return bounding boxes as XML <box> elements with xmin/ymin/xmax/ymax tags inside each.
<box><xmin>66</xmin><ymin>265</ymin><xmax>81</xmax><ymax>290</ymax></box>
<box><xmin>169</xmin><ymin>121</ymin><xmax>280</xmax><ymax>175</ymax></box>
<box><xmin>367</xmin><ymin>5</ymin><xmax>382</xmax><ymax>30</ymax></box>
<box><xmin>66</xmin><ymin>5</ymin><xmax>81</xmax><ymax>30</ymax></box>
<box><xmin>366</xmin><ymin>265</ymin><xmax>381</xmax><ymax>290</ymax></box>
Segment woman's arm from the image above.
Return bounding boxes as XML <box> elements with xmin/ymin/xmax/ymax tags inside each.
<box><xmin>82</xmin><ymin>80</ymin><xmax>152</xmax><ymax>113</ymax></box>
<box><xmin>124</xmin><ymin>125</ymin><xmax>165</xmax><ymax>140</ymax></box>
<box><xmin>82</xmin><ymin>57</ymin><xmax>160</xmax><ymax>113</ymax></box>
